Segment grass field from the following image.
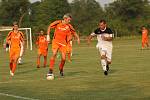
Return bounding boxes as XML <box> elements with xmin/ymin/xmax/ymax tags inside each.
<box><xmin>0</xmin><ymin>37</ymin><xmax>150</xmax><ymax>100</ymax></box>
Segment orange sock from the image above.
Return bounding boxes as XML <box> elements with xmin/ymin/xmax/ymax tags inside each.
<box><xmin>44</xmin><ymin>57</ymin><xmax>47</xmax><ymax>67</ymax></box>
<box><xmin>12</xmin><ymin>63</ymin><xmax>17</xmax><ymax>73</ymax></box>
<box><xmin>59</xmin><ymin>59</ymin><xmax>65</xmax><ymax>71</ymax></box>
<box><xmin>50</xmin><ymin>59</ymin><xmax>55</xmax><ymax>70</ymax></box>
<box><xmin>9</xmin><ymin>62</ymin><xmax>13</xmax><ymax>70</ymax></box>
<box><xmin>37</xmin><ymin>57</ymin><xmax>40</xmax><ymax>67</ymax></box>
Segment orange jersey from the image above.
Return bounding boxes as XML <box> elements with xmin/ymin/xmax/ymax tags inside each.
<box><xmin>36</xmin><ymin>35</ymin><xmax>48</xmax><ymax>50</ymax></box>
<box><xmin>6</xmin><ymin>31</ymin><xmax>24</xmax><ymax>50</ymax></box>
<box><xmin>142</xmin><ymin>29</ymin><xmax>148</xmax><ymax>39</ymax></box>
<box><xmin>49</xmin><ymin>20</ymin><xmax>76</xmax><ymax>45</ymax></box>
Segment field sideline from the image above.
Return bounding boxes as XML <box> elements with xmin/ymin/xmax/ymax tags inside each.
<box><xmin>0</xmin><ymin>37</ymin><xmax>150</xmax><ymax>100</ymax></box>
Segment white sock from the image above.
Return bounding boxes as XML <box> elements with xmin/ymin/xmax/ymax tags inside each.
<box><xmin>101</xmin><ymin>59</ymin><xmax>107</xmax><ymax>71</ymax></box>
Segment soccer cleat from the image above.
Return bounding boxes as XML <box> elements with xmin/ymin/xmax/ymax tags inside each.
<box><xmin>10</xmin><ymin>70</ymin><xmax>14</xmax><ymax>76</ymax></box>
<box><xmin>37</xmin><ymin>65</ymin><xmax>40</xmax><ymax>68</ymax></box>
<box><xmin>106</xmin><ymin>64</ymin><xmax>109</xmax><ymax>71</ymax></box>
<box><xmin>104</xmin><ymin>71</ymin><xmax>108</xmax><ymax>76</ymax></box>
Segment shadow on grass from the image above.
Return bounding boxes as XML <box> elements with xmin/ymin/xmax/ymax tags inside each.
<box><xmin>66</xmin><ymin>71</ymin><xmax>88</xmax><ymax>77</ymax></box>
<box><xmin>16</xmin><ymin>68</ymin><xmax>38</xmax><ymax>75</ymax></box>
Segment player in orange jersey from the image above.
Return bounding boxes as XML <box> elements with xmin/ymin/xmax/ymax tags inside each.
<box><xmin>6</xmin><ymin>22</ymin><xmax>24</xmax><ymax>76</ymax></box>
<box><xmin>36</xmin><ymin>29</ymin><xmax>49</xmax><ymax>68</ymax></box>
<box><xmin>46</xmin><ymin>13</ymin><xmax>80</xmax><ymax>77</ymax></box>
<box><xmin>141</xmin><ymin>26</ymin><xmax>149</xmax><ymax>49</ymax></box>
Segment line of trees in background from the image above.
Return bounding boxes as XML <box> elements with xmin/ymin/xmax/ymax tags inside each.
<box><xmin>0</xmin><ymin>0</ymin><xmax>150</xmax><ymax>37</ymax></box>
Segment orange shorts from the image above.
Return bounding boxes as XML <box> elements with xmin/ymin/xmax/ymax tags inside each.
<box><xmin>52</xmin><ymin>40</ymin><xmax>67</xmax><ymax>53</ymax></box>
<box><xmin>142</xmin><ymin>37</ymin><xmax>148</xmax><ymax>43</ymax></box>
<box><xmin>9</xmin><ymin>48</ymin><xmax>20</xmax><ymax>60</ymax></box>
<box><xmin>38</xmin><ymin>49</ymin><xmax>48</xmax><ymax>56</ymax></box>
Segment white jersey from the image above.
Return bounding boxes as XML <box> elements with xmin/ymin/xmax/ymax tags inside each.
<box><xmin>91</xmin><ymin>27</ymin><xmax>113</xmax><ymax>48</ymax></box>
<box><xmin>91</xmin><ymin>27</ymin><xmax>113</xmax><ymax>61</ymax></box>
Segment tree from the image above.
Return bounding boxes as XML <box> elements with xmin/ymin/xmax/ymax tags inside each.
<box><xmin>0</xmin><ymin>0</ymin><xmax>30</xmax><ymax>26</ymax></box>
<box><xmin>71</xmin><ymin>0</ymin><xmax>104</xmax><ymax>35</ymax></box>
<box><xmin>30</xmin><ymin>0</ymin><xmax>70</xmax><ymax>31</ymax></box>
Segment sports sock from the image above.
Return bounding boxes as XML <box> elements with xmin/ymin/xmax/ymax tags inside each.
<box><xmin>49</xmin><ymin>59</ymin><xmax>55</xmax><ymax>70</ymax></box>
<box><xmin>59</xmin><ymin>59</ymin><xmax>65</xmax><ymax>71</ymax></box>
<box><xmin>101</xmin><ymin>59</ymin><xmax>107</xmax><ymax>71</ymax></box>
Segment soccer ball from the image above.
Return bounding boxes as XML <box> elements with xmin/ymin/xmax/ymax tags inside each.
<box><xmin>46</xmin><ymin>74</ymin><xmax>54</xmax><ymax>80</ymax></box>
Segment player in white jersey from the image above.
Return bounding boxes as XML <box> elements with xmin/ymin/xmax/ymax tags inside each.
<box><xmin>88</xmin><ymin>19</ymin><xmax>113</xmax><ymax>75</ymax></box>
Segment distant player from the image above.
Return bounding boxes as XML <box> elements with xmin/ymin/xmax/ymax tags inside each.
<box><xmin>46</xmin><ymin>13</ymin><xmax>80</xmax><ymax>78</ymax></box>
<box><xmin>6</xmin><ymin>22</ymin><xmax>24</xmax><ymax>76</ymax></box>
<box><xmin>36</xmin><ymin>29</ymin><xmax>49</xmax><ymax>68</ymax></box>
<box><xmin>88</xmin><ymin>20</ymin><xmax>113</xmax><ymax>76</ymax></box>
<box><xmin>141</xmin><ymin>26</ymin><xmax>149</xmax><ymax>49</ymax></box>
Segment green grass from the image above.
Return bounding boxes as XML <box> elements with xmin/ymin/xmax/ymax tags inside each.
<box><xmin>0</xmin><ymin>38</ymin><xmax>150</xmax><ymax>100</ymax></box>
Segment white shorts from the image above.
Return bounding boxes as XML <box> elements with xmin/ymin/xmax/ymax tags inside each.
<box><xmin>96</xmin><ymin>43</ymin><xmax>113</xmax><ymax>62</ymax></box>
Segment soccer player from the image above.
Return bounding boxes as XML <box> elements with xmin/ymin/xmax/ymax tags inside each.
<box><xmin>141</xmin><ymin>26</ymin><xmax>149</xmax><ymax>49</ymax></box>
<box><xmin>46</xmin><ymin>13</ymin><xmax>80</xmax><ymax>77</ymax></box>
<box><xmin>36</xmin><ymin>29</ymin><xmax>49</xmax><ymax>68</ymax></box>
<box><xmin>6</xmin><ymin>22</ymin><xmax>24</xmax><ymax>76</ymax></box>
<box><xmin>88</xmin><ymin>20</ymin><xmax>113</xmax><ymax>76</ymax></box>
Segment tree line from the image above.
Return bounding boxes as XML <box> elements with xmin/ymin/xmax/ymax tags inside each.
<box><xmin>0</xmin><ymin>0</ymin><xmax>150</xmax><ymax>37</ymax></box>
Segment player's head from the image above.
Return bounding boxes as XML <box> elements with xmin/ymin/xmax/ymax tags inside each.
<box><xmin>99</xmin><ymin>19</ymin><xmax>106</xmax><ymax>30</ymax></box>
<box><xmin>39</xmin><ymin>29</ymin><xmax>45</xmax><ymax>35</ymax></box>
<box><xmin>13</xmin><ymin>21</ymin><xmax>19</xmax><ymax>30</ymax></box>
<box><xmin>63</xmin><ymin>13</ymin><xmax>72</xmax><ymax>23</ymax></box>
<box><xmin>141</xmin><ymin>26</ymin><xmax>146</xmax><ymax>30</ymax></box>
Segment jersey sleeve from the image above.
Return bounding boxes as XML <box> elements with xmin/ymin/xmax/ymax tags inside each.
<box><xmin>49</xmin><ymin>20</ymin><xmax>61</xmax><ymax>29</ymax></box>
<box><xmin>6</xmin><ymin>31</ymin><xmax>13</xmax><ymax>43</ymax></box>
<box><xmin>19</xmin><ymin>31</ymin><xmax>24</xmax><ymax>42</ymax></box>
<box><xmin>107</xmin><ymin>28</ymin><xmax>113</xmax><ymax>37</ymax></box>
<box><xmin>90</xmin><ymin>28</ymin><xmax>99</xmax><ymax>36</ymax></box>
<box><xmin>68</xmin><ymin>24</ymin><xmax>76</xmax><ymax>35</ymax></box>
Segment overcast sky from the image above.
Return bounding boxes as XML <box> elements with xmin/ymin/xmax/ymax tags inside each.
<box><xmin>29</xmin><ymin>0</ymin><xmax>114</xmax><ymax>7</ymax></box>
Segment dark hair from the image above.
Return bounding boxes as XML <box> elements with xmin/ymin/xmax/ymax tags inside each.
<box><xmin>99</xmin><ymin>19</ymin><xmax>106</xmax><ymax>24</ymax></box>
<box><xmin>13</xmin><ymin>21</ymin><xmax>18</xmax><ymax>26</ymax></box>
<box><xmin>63</xmin><ymin>13</ymin><xmax>72</xmax><ymax>19</ymax></box>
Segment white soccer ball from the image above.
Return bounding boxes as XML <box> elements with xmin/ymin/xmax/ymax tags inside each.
<box><xmin>46</xmin><ymin>74</ymin><xmax>54</xmax><ymax>80</ymax></box>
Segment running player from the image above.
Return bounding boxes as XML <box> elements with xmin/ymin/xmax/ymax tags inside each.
<box><xmin>6</xmin><ymin>22</ymin><xmax>24</xmax><ymax>76</ymax></box>
<box><xmin>46</xmin><ymin>13</ymin><xmax>80</xmax><ymax>77</ymax></box>
<box><xmin>141</xmin><ymin>26</ymin><xmax>149</xmax><ymax>49</ymax></box>
<box><xmin>36</xmin><ymin>29</ymin><xmax>49</xmax><ymax>68</ymax></box>
<box><xmin>88</xmin><ymin>20</ymin><xmax>113</xmax><ymax>76</ymax></box>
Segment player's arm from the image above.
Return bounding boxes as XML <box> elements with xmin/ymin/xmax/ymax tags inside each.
<box><xmin>6</xmin><ymin>31</ymin><xmax>12</xmax><ymax>45</ymax></box>
<box><xmin>101</xmin><ymin>29</ymin><xmax>113</xmax><ymax>41</ymax></box>
<box><xmin>47</xmin><ymin>20</ymin><xmax>61</xmax><ymax>42</ymax></box>
<box><xmin>69</xmin><ymin>24</ymin><xmax>80</xmax><ymax>44</ymax></box>
<box><xmin>101</xmin><ymin>35</ymin><xmax>113</xmax><ymax>41</ymax></box>
<box><xmin>87</xmin><ymin>32</ymin><xmax>96</xmax><ymax>45</ymax></box>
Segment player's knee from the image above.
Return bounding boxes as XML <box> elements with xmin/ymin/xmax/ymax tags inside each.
<box><xmin>101</xmin><ymin>55</ymin><xmax>106</xmax><ymax>59</ymax></box>
<box><xmin>107</xmin><ymin>61</ymin><xmax>111</xmax><ymax>64</ymax></box>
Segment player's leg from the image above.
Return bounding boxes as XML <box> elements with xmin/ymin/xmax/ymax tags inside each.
<box><xmin>37</xmin><ymin>54</ymin><xmax>41</xmax><ymax>68</ymax></box>
<box><xmin>59</xmin><ymin>46</ymin><xmax>67</xmax><ymax>76</ymax></box>
<box><xmin>43</xmin><ymin>55</ymin><xmax>47</xmax><ymax>68</ymax></box>
<box><xmin>106</xmin><ymin>47</ymin><xmax>112</xmax><ymax>72</ymax></box>
<box><xmin>11</xmin><ymin>51</ymin><xmax>20</xmax><ymax>76</ymax></box>
<box><xmin>99</xmin><ymin>47</ymin><xmax>108</xmax><ymax>75</ymax></box>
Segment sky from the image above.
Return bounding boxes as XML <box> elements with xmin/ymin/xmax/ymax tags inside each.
<box><xmin>29</xmin><ymin>0</ymin><xmax>114</xmax><ymax>7</ymax></box>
